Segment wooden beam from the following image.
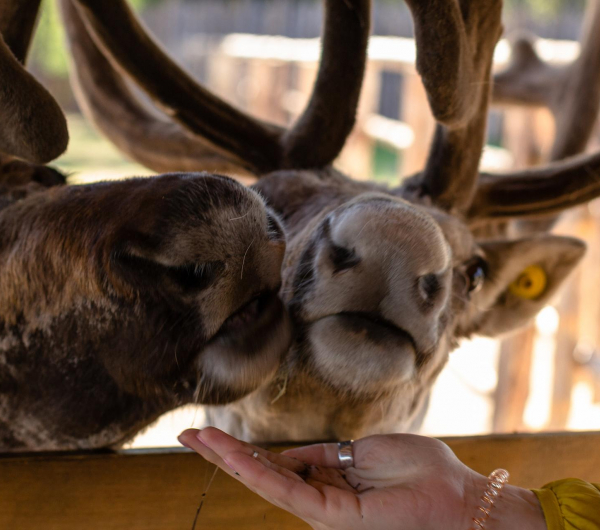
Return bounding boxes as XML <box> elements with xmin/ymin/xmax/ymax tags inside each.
<box><xmin>1</xmin><ymin>431</ymin><xmax>599</xmax><ymax>529</ymax></box>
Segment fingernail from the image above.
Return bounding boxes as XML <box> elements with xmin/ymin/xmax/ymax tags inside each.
<box><xmin>195</xmin><ymin>431</ymin><xmax>209</xmax><ymax>447</ymax></box>
<box><xmin>177</xmin><ymin>435</ymin><xmax>192</xmax><ymax>449</ymax></box>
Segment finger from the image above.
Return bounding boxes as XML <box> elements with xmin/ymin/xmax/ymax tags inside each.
<box><xmin>179</xmin><ymin>429</ymin><xmax>302</xmax><ymax>491</ymax></box>
<box><xmin>283</xmin><ymin>442</ymin><xmax>348</xmax><ymax>469</ymax></box>
<box><xmin>198</xmin><ymin>427</ymin><xmax>306</xmax><ymax>473</ymax></box>
<box><xmin>178</xmin><ymin>429</ymin><xmax>237</xmax><ymax>479</ymax></box>
<box><xmin>251</xmin><ymin>451</ymin><xmax>307</xmax><ymax>483</ymax></box>
<box><xmin>225</xmin><ymin>450</ymin><xmax>333</xmax><ymax>521</ymax></box>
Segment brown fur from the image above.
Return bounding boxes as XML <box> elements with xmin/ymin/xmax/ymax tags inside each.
<box><xmin>0</xmin><ymin>173</ymin><xmax>291</xmax><ymax>450</ymax></box>
<box><xmin>204</xmin><ymin>167</ymin><xmax>584</xmax><ymax>442</ymax></box>
<box><xmin>2</xmin><ymin>0</ymin><xmax>599</xmax><ymax>448</ymax></box>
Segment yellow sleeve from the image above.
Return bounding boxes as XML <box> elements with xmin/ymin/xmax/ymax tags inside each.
<box><xmin>532</xmin><ymin>479</ymin><xmax>600</xmax><ymax>530</ymax></box>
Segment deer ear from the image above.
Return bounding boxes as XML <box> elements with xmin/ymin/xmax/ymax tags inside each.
<box><xmin>471</xmin><ymin>235</ymin><xmax>585</xmax><ymax>337</ymax></box>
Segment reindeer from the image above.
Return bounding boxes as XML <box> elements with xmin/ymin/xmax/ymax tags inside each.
<box><xmin>0</xmin><ymin>3</ymin><xmax>291</xmax><ymax>451</ymax></box>
<box><xmin>57</xmin><ymin>0</ymin><xmax>600</xmax><ymax>443</ymax></box>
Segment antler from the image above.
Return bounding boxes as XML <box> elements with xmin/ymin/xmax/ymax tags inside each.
<box><xmin>280</xmin><ymin>0</ymin><xmax>370</xmax><ymax>168</ymax></box>
<box><xmin>0</xmin><ymin>4</ymin><xmax>68</xmax><ymax>164</ymax></box>
<box><xmin>61</xmin><ymin>0</ymin><xmax>248</xmax><ymax>176</ymax></box>
<box><xmin>0</xmin><ymin>0</ymin><xmax>41</xmax><ymax>64</ymax></box>
<box><xmin>66</xmin><ymin>0</ymin><xmax>370</xmax><ymax>174</ymax></box>
<box><xmin>469</xmin><ymin>153</ymin><xmax>600</xmax><ymax>222</ymax></box>
<box><xmin>469</xmin><ymin>0</ymin><xmax>600</xmax><ymax>222</ymax></box>
<box><xmin>493</xmin><ymin>0</ymin><xmax>600</xmax><ymax>161</ymax></box>
<box><xmin>405</xmin><ymin>0</ymin><xmax>503</xmax><ymax>213</ymax></box>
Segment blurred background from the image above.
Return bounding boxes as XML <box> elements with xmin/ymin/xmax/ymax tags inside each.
<box><xmin>28</xmin><ymin>0</ymin><xmax>600</xmax><ymax>445</ymax></box>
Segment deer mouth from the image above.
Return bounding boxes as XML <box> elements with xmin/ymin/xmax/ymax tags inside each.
<box><xmin>305</xmin><ymin>312</ymin><xmax>419</xmax><ymax>392</ymax></box>
<box><xmin>332</xmin><ymin>312</ymin><xmax>417</xmax><ymax>350</ymax></box>
<box><xmin>216</xmin><ymin>291</ymin><xmax>280</xmax><ymax>337</ymax></box>
<box><xmin>207</xmin><ymin>289</ymin><xmax>292</xmax><ymax>355</ymax></box>
<box><xmin>198</xmin><ymin>291</ymin><xmax>292</xmax><ymax>404</ymax></box>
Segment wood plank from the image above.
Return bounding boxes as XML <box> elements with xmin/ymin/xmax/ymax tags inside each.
<box><xmin>1</xmin><ymin>431</ymin><xmax>599</xmax><ymax>530</ymax></box>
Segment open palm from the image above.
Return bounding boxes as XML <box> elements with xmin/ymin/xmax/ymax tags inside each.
<box><xmin>178</xmin><ymin>427</ymin><xmax>480</xmax><ymax>530</ymax></box>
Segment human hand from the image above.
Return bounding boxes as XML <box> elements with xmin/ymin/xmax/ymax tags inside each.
<box><xmin>178</xmin><ymin>427</ymin><xmax>546</xmax><ymax>530</ymax></box>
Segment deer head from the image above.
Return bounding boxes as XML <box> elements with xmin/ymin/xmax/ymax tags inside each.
<box><xmin>0</xmin><ymin>172</ymin><xmax>291</xmax><ymax>451</ymax></box>
<box><xmin>0</xmin><ymin>170</ymin><xmax>294</xmax><ymax>451</ymax></box>
<box><xmin>0</xmin><ymin>5</ymin><xmax>292</xmax><ymax>451</ymax></box>
<box><xmin>60</xmin><ymin>0</ymin><xmax>600</xmax><ymax>442</ymax></box>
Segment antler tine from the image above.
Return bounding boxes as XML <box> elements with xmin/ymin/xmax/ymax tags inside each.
<box><xmin>71</xmin><ymin>0</ymin><xmax>283</xmax><ymax>175</ymax></box>
<box><xmin>494</xmin><ymin>0</ymin><xmax>600</xmax><ymax>161</ymax></box>
<box><xmin>0</xmin><ymin>0</ymin><xmax>42</xmax><ymax>64</ymax></box>
<box><xmin>408</xmin><ymin>0</ymin><xmax>503</xmax><ymax>213</ymax></box>
<box><xmin>0</xmin><ymin>34</ymin><xmax>68</xmax><ymax>163</ymax></box>
<box><xmin>61</xmin><ymin>0</ymin><xmax>249</xmax><ymax>177</ymax></box>
<box><xmin>282</xmin><ymin>0</ymin><xmax>371</xmax><ymax>169</ymax></box>
<box><xmin>469</xmin><ymin>151</ymin><xmax>600</xmax><ymax>222</ymax></box>
<box><xmin>405</xmin><ymin>0</ymin><xmax>499</xmax><ymax>128</ymax></box>
<box><xmin>470</xmin><ymin>0</ymin><xmax>600</xmax><ymax>222</ymax></box>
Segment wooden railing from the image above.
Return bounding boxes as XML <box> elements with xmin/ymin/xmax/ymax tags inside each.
<box><xmin>2</xmin><ymin>431</ymin><xmax>599</xmax><ymax>529</ymax></box>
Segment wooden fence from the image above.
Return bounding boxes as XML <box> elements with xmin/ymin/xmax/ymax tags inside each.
<box><xmin>2</xmin><ymin>431</ymin><xmax>600</xmax><ymax>529</ymax></box>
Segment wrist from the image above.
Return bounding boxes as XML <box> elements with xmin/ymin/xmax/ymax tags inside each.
<box><xmin>463</xmin><ymin>474</ymin><xmax>547</xmax><ymax>530</ymax></box>
<box><xmin>485</xmin><ymin>484</ymin><xmax>546</xmax><ymax>530</ymax></box>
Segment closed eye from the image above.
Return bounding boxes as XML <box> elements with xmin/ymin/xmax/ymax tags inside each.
<box><xmin>167</xmin><ymin>261</ymin><xmax>225</xmax><ymax>291</ymax></box>
<box><xmin>117</xmin><ymin>251</ymin><xmax>225</xmax><ymax>292</ymax></box>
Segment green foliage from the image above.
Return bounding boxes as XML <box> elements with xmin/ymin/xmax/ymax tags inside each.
<box><xmin>30</xmin><ymin>1</ymin><xmax>68</xmax><ymax>77</ymax></box>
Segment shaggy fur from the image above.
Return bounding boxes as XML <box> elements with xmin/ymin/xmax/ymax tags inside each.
<box><xmin>207</xmin><ymin>170</ymin><xmax>584</xmax><ymax>442</ymax></box>
<box><xmin>0</xmin><ymin>173</ymin><xmax>291</xmax><ymax>450</ymax></box>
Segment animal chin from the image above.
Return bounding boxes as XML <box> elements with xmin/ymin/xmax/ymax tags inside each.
<box><xmin>306</xmin><ymin>313</ymin><xmax>418</xmax><ymax>394</ymax></box>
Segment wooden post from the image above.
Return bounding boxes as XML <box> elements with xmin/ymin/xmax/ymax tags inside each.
<box><xmin>493</xmin><ymin>326</ymin><xmax>536</xmax><ymax>432</ymax></box>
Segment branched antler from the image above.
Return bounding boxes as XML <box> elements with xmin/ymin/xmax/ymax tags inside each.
<box><xmin>406</xmin><ymin>0</ymin><xmax>503</xmax><ymax>213</ymax></box>
<box><xmin>70</xmin><ymin>0</ymin><xmax>282</xmax><ymax>173</ymax></box>
<box><xmin>61</xmin><ymin>0</ymin><xmax>248</xmax><ymax>175</ymax></box>
<box><xmin>494</xmin><ymin>0</ymin><xmax>600</xmax><ymax>160</ymax></box>
<box><xmin>67</xmin><ymin>0</ymin><xmax>370</xmax><ymax>174</ymax></box>
<box><xmin>469</xmin><ymin>0</ymin><xmax>600</xmax><ymax>222</ymax></box>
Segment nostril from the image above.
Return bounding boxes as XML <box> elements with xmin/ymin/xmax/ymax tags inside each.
<box><xmin>330</xmin><ymin>244</ymin><xmax>360</xmax><ymax>274</ymax></box>
<box><xmin>418</xmin><ymin>273</ymin><xmax>441</xmax><ymax>303</ymax></box>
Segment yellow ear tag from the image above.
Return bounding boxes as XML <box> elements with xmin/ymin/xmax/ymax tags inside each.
<box><xmin>509</xmin><ymin>265</ymin><xmax>547</xmax><ymax>300</ymax></box>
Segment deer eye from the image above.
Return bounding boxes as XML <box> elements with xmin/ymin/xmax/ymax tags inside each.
<box><xmin>330</xmin><ymin>244</ymin><xmax>360</xmax><ymax>273</ymax></box>
<box><xmin>463</xmin><ymin>256</ymin><xmax>487</xmax><ymax>294</ymax></box>
<box><xmin>116</xmin><ymin>251</ymin><xmax>224</xmax><ymax>293</ymax></box>
<box><xmin>167</xmin><ymin>261</ymin><xmax>225</xmax><ymax>291</ymax></box>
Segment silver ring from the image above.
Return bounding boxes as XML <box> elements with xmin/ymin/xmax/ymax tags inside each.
<box><xmin>337</xmin><ymin>440</ymin><xmax>354</xmax><ymax>469</ymax></box>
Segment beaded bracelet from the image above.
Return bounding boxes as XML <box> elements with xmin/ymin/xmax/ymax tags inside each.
<box><xmin>470</xmin><ymin>469</ymin><xmax>510</xmax><ymax>529</ymax></box>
